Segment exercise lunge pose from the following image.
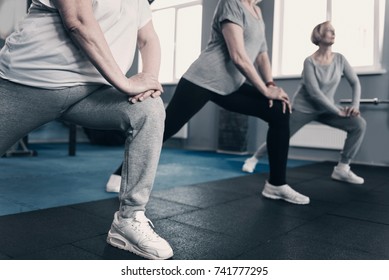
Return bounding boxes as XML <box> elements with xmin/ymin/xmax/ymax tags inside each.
<box><xmin>242</xmin><ymin>21</ymin><xmax>366</xmax><ymax>184</ymax></box>
<box><xmin>0</xmin><ymin>0</ymin><xmax>173</xmax><ymax>260</ymax></box>
<box><xmin>106</xmin><ymin>0</ymin><xmax>310</xmax><ymax>205</ymax></box>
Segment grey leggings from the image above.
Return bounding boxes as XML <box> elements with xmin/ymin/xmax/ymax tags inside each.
<box><xmin>0</xmin><ymin>78</ymin><xmax>165</xmax><ymax>217</ymax></box>
<box><xmin>253</xmin><ymin>109</ymin><xmax>367</xmax><ymax>164</ymax></box>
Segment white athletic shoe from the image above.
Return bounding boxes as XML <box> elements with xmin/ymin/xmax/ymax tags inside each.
<box><xmin>262</xmin><ymin>181</ymin><xmax>310</xmax><ymax>205</ymax></box>
<box><xmin>331</xmin><ymin>166</ymin><xmax>364</xmax><ymax>184</ymax></box>
<box><xmin>106</xmin><ymin>174</ymin><xmax>121</xmax><ymax>193</ymax></box>
<box><xmin>242</xmin><ymin>156</ymin><xmax>258</xmax><ymax>173</ymax></box>
<box><xmin>107</xmin><ymin>211</ymin><xmax>173</xmax><ymax>260</ymax></box>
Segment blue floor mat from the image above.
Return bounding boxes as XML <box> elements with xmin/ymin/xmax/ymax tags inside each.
<box><xmin>0</xmin><ymin>143</ymin><xmax>312</xmax><ymax>216</ymax></box>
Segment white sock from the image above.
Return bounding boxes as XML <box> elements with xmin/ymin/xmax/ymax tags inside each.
<box><xmin>336</xmin><ymin>162</ymin><xmax>349</xmax><ymax>170</ymax></box>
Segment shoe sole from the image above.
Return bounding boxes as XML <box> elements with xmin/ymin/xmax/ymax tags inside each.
<box><xmin>331</xmin><ymin>175</ymin><xmax>364</xmax><ymax>184</ymax></box>
<box><xmin>107</xmin><ymin>230</ymin><xmax>173</xmax><ymax>260</ymax></box>
<box><xmin>242</xmin><ymin>166</ymin><xmax>254</xmax><ymax>173</ymax></box>
<box><xmin>262</xmin><ymin>191</ymin><xmax>310</xmax><ymax>205</ymax></box>
<box><xmin>105</xmin><ymin>185</ymin><xmax>120</xmax><ymax>193</ymax></box>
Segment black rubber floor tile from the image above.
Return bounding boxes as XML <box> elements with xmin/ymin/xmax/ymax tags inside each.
<box><xmin>355</xmin><ymin>187</ymin><xmax>389</xmax><ymax>206</ymax></box>
<box><xmin>151</xmin><ymin>185</ymin><xmax>248</xmax><ymax>209</ymax></box>
<box><xmin>292</xmin><ymin>178</ymin><xmax>372</xmax><ymax>204</ymax></box>
<box><xmin>282</xmin><ymin>162</ymin><xmax>337</xmax><ymax>186</ymax></box>
<box><xmin>258</xmin><ymin>196</ymin><xmax>341</xmax><ymax>221</ymax></box>
<box><xmin>350</xmin><ymin>164</ymin><xmax>389</xmax><ymax>182</ymax></box>
<box><xmin>155</xmin><ymin>219</ymin><xmax>257</xmax><ymax>260</ymax></box>
<box><xmin>195</xmin><ymin>173</ymin><xmax>266</xmax><ymax>196</ymax></box>
<box><xmin>101</xmin><ymin>244</ymin><xmax>152</xmax><ymax>260</ymax></box>
<box><xmin>289</xmin><ymin>215</ymin><xmax>389</xmax><ymax>258</ymax></box>
<box><xmin>286</xmin><ymin>170</ymin><xmax>329</xmax><ymax>184</ymax></box>
<box><xmin>286</xmin><ymin>176</ymin><xmax>319</xmax><ymax>186</ymax></box>
<box><xmin>375</xmin><ymin>183</ymin><xmax>389</xmax><ymax>192</ymax></box>
<box><xmin>0</xmin><ymin>252</ymin><xmax>11</xmax><ymax>260</ymax></box>
<box><xmin>16</xmin><ymin>244</ymin><xmax>103</xmax><ymax>260</ymax></box>
<box><xmin>73</xmin><ymin>234</ymin><xmax>147</xmax><ymax>260</ymax></box>
<box><xmin>237</xmin><ymin>233</ymin><xmax>386</xmax><ymax>260</ymax></box>
<box><xmin>70</xmin><ymin>196</ymin><xmax>199</xmax><ymax>221</ymax></box>
<box><xmin>0</xmin><ymin>207</ymin><xmax>109</xmax><ymax>257</ymax></box>
<box><xmin>288</xmin><ymin>161</ymin><xmax>334</xmax><ymax>176</ymax></box>
<box><xmin>145</xmin><ymin>197</ymin><xmax>200</xmax><ymax>220</ymax></box>
<box><xmin>329</xmin><ymin>201</ymin><xmax>389</xmax><ymax>225</ymax></box>
<box><xmin>170</xmin><ymin>197</ymin><xmax>308</xmax><ymax>244</ymax></box>
<box><xmin>70</xmin><ymin>198</ymin><xmax>119</xmax><ymax>219</ymax></box>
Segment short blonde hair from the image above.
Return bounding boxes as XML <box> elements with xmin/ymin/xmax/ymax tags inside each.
<box><xmin>311</xmin><ymin>21</ymin><xmax>331</xmax><ymax>45</ymax></box>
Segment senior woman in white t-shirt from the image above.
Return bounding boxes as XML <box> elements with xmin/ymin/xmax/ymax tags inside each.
<box><xmin>0</xmin><ymin>0</ymin><xmax>173</xmax><ymax>260</ymax></box>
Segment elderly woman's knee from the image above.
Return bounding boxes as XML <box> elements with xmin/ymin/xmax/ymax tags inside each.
<box><xmin>354</xmin><ymin>116</ymin><xmax>367</xmax><ymax>132</ymax></box>
<box><xmin>268</xmin><ymin>101</ymin><xmax>290</xmax><ymax>123</ymax></box>
<box><xmin>122</xmin><ymin>98</ymin><xmax>165</xmax><ymax>131</ymax></box>
<box><xmin>110</xmin><ymin>98</ymin><xmax>165</xmax><ymax>135</ymax></box>
<box><xmin>141</xmin><ymin>97</ymin><xmax>166</xmax><ymax>122</ymax></box>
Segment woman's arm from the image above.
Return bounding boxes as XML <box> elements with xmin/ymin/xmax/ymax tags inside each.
<box><xmin>138</xmin><ymin>21</ymin><xmax>161</xmax><ymax>78</ymax></box>
<box><xmin>51</xmin><ymin>0</ymin><xmax>162</xmax><ymax>96</ymax></box>
<box><xmin>255</xmin><ymin>51</ymin><xmax>273</xmax><ymax>86</ymax></box>
<box><xmin>342</xmin><ymin>56</ymin><xmax>361</xmax><ymax>116</ymax></box>
<box><xmin>222</xmin><ymin>21</ymin><xmax>267</xmax><ymax>95</ymax></box>
<box><xmin>222</xmin><ymin>21</ymin><xmax>291</xmax><ymax>111</ymax></box>
<box><xmin>129</xmin><ymin>20</ymin><xmax>163</xmax><ymax>103</ymax></box>
<box><xmin>221</xmin><ymin>21</ymin><xmax>290</xmax><ymax>109</ymax></box>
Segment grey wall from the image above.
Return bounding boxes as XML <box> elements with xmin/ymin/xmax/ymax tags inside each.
<box><xmin>172</xmin><ymin>0</ymin><xmax>389</xmax><ymax>167</ymax></box>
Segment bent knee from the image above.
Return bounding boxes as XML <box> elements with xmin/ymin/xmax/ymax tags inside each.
<box><xmin>137</xmin><ymin>97</ymin><xmax>165</xmax><ymax>120</ymax></box>
<box><xmin>122</xmin><ymin>97</ymin><xmax>165</xmax><ymax>132</ymax></box>
<box><xmin>353</xmin><ymin>116</ymin><xmax>367</xmax><ymax>132</ymax></box>
<box><xmin>268</xmin><ymin>101</ymin><xmax>290</xmax><ymax>124</ymax></box>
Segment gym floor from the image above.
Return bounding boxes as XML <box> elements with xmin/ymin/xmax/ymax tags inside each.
<box><xmin>0</xmin><ymin>143</ymin><xmax>388</xmax><ymax>260</ymax></box>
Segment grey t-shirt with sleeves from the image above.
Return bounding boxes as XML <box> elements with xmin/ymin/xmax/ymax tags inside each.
<box><xmin>183</xmin><ymin>0</ymin><xmax>267</xmax><ymax>95</ymax></box>
<box><xmin>293</xmin><ymin>53</ymin><xmax>361</xmax><ymax>114</ymax></box>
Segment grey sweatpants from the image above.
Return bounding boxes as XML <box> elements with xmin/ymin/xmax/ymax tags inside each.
<box><xmin>0</xmin><ymin>79</ymin><xmax>165</xmax><ymax>218</ymax></box>
<box><xmin>253</xmin><ymin>109</ymin><xmax>366</xmax><ymax>164</ymax></box>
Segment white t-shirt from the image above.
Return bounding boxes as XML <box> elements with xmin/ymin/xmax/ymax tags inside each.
<box><xmin>0</xmin><ymin>0</ymin><xmax>151</xmax><ymax>89</ymax></box>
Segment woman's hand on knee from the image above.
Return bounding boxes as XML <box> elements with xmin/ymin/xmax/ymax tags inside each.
<box><xmin>267</xmin><ymin>87</ymin><xmax>292</xmax><ymax>113</ymax></box>
<box><xmin>347</xmin><ymin>106</ymin><xmax>360</xmax><ymax>117</ymax></box>
<box><xmin>129</xmin><ymin>89</ymin><xmax>162</xmax><ymax>103</ymax></box>
<box><xmin>339</xmin><ymin>106</ymin><xmax>360</xmax><ymax>117</ymax></box>
<box><xmin>125</xmin><ymin>73</ymin><xmax>163</xmax><ymax>97</ymax></box>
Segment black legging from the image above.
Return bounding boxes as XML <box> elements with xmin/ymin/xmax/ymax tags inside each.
<box><xmin>114</xmin><ymin>78</ymin><xmax>290</xmax><ymax>186</ymax></box>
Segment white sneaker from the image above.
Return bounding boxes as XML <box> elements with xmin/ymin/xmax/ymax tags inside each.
<box><xmin>331</xmin><ymin>166</ymin><xmax>364</xmax><ymax>184</ymax></box>
<box><xmin>106</xmin><ymin>174</ymin><xmax>121</xmax><ymax>193</ymax></box>
<box><xmin>107</xmin><ymin>211</ymin><xmax>173</xmax><ymax>260</ymax></box>
<box><xmin>262</xmin><ymin>181</ymin><xmax>310</xmax><ymax>205</ymax></box>
<box><xmin>242</xmin><ymin>156</ymin><xmax>258</xmax><ymax>173</ymax></box>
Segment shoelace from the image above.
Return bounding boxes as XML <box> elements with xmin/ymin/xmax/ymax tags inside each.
<box><xmin>134</xmin><ymin>214</ymin><xmax>160</xmax><ymax>240</ymax></box>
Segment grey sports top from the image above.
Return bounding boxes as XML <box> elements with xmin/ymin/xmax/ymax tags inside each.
<box><xmin>293</xmin><ymin>53</ymin><xmax>361</xmax><ymax>114</ymax></box>
<box><xmin>183</xmin><ymin>0</ymin><xmax>267</xmax><ymax>95</ymax></box>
